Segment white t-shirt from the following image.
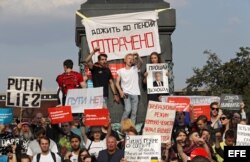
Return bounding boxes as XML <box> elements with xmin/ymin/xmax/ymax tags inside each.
<box><xmin>32</xmin><ymin>152</ymin><xmax>61</xmax><ymax>162</ymax></box>
<box><xmin>70</xmin><ymin>152</ymin><xmax>78</xmax><ymax>162</ymax></box>
<box><xmin>27</xmin><ymin>139</ymin><xmax>58</xmax><ymax>156</ymax></box>
<box><xmin>117</xmin><ymin>66</ymin><xmax>140</xmax><ymax>95</ymax></box>
<box><xmin>85</xmin><ymin>139</ymin><xmax>106</xmax><ymax>158</ymax></box>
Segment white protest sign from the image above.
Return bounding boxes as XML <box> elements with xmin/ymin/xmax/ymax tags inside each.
<box><xmin>236</xmin><ymin>124</ymin><xmax>250</xmax><ymax>146</ymax></box>
<box><xmin>125</xmin><ymin>135</ymin><xmax>161</xmax><ymax>162</ymax></box>
<box><xmin>147</xmin><ymin>63</ymin><xmax>169</xmax><ymax>94</ymax></box>
<box><xmin>143</xmin><ymin>101</ymin><xmax>175</xmax><ymax>143</ymax></box>
<box><xmin>189</xmin><ymin>96</ymin><xmax>220</xmax><ymax>105</ymax></box>
<box><xmin>65</xmin><ymin>87</ymin><xmax>103</xmax><ymax>113</ymax></box>
<box><xmin>6</xmin><ymin>77</ymin><xmax>42</xmax><ymax>108</ymax></box>
<box><xmin>82</xmin><ymin>10</ymin><xmax>161</xmax><ymax>63</ymax></box>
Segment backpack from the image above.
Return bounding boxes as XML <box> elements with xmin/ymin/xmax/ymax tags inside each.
<box><xmin>36</xmin><ymin>152</ymin><xmax>56</xmax><ymax>162</ymax></box>
<box><xmin>59</xmin><ymin>71</ymin><xmax>80</xmax><ymax>95</ymax></box>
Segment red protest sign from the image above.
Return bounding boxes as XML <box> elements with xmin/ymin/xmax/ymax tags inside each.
<box><xmin>84</xmin><ymin>109</ymin><xmax>109</xmax><ymax>126</ymax></box>
<box><xmin>109</xmin><ymin>63</ymin><xmax>125</xmax><ymax>79</ymax></box>
<box><xmin>48</xmin><ymin>106</ymin><xmax>73</xmax><ymax>124</ymax></box>
<box><xmin>191</xmin><ymin>105</ymin><xmax>211</xmax><ymax>121</ymax></box>
<box><xmin>167</xmin><ymin>96</ymin><xmax>190</xmax><ymax>112</ymax></box>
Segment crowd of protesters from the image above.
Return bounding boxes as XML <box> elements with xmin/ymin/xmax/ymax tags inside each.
<box><xmin>0</xmin><ymin>51</ymin><xmax>249</xmax><ymax>162</ymax></box>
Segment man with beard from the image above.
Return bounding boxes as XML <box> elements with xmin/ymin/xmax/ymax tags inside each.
<box><xmin>18</xmin><ymin>122</ymin><xmax>34</xmax><ymax>154</ymax></box>
<box><xmin>64</xmin><ymin>135</ymin><xmax>81</xmax><ymax>162</ymax></box>
<box><xmin>32</xmin><ymin>136</ymin><xmax>61</xmax><ymax>162</ymax></box>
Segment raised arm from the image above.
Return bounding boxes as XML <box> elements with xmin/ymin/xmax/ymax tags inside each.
<box><xmin>84</xmin><ymin>47</ymin><xmax>100</xmax><ymax>69</ymax></box>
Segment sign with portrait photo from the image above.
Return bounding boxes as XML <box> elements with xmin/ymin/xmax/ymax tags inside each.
<box><xmin>146</xmin><ymin>63</ymin><xmax>169</xmax><ymax>94</ymax></box>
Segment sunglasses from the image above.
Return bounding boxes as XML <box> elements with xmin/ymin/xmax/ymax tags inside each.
<box><xmin>220</xmin><ymin>117</ymin><xmax>227</xmax><ymax>120</ymax></box>
<box><xmin>211</xmin><ymin>108</ymin><xmax>219</xmax><ymax>111</ymax></box>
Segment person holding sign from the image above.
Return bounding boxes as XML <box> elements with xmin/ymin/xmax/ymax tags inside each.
<box><xmin>85</xmin><ymin>47</ymin><xmax>120</xmax><ymax>106</ymax></box>
<box><xmin>116</xmin><ymin>53</ymin><xmax>143</xmax><ymax>124</ymax></box>
<box><xmin>56</xmin><ymin>59</ymin><xmax>86</xmax><ymax>105</ymax></box>
<box><xmin>143</xmin><ymin>52</ymin><xmax>168</xmax><ymax>101</ymax></box>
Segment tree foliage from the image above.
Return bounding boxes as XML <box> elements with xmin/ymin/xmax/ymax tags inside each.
<box><xmin>185</xmin><ymin>47</ymin><xmax>250</xmax><ymax>108</ymax></box>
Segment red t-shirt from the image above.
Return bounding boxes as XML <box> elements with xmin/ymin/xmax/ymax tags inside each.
<box><xmin>56</xmin><ymin>71</ymin><xmax>84</xmax><ymax>95</ymax></box>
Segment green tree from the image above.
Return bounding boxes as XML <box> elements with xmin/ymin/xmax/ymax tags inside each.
<box><xmin>185</xmin><ymin>47</ymin><xmax>250</xmax><ymax>109</ymax></box>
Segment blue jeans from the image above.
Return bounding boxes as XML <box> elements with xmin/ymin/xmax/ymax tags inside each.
<box><xmin>122</xmin><ymin>94</ymin><xmax>139</xmax><ymax>124</ymax></box>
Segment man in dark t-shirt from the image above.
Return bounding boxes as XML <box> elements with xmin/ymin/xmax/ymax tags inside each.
<box><xmin>85</xmin><ymin>48</ymin><xmax>120</xmax><ymax>106</ymax></box>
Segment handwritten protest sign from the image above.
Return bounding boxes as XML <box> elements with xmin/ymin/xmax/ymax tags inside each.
<box><xmin>220</xmin><ymin>94</ymin><xmax>242</xmax><ymax>110</ymax></box>
<box><xmin>48</xmin><ymin>106</ymin><xmax>73</xmax><ymax>124</ymax></box>
<box><xmin>236</xmin><ymin>124</ymin><xmax>250</xmax><ymax>146</ymax></box>
<box><xmin>146</xmin><ymin>63</ymin><xmax>169</xmax><ymax>94</ymax></box>
<box><xmin>82</xmin><ymin>11</ymin><xmax>161</xmax><ymax>63</ymax></box>
<box><xmin>66</xmin><ymin>87</ymin><xmax>103</xmax><ymax>113</ymax></box>
<box><xmin>6</xmin><ymin>77</ymin><xmax>42</xmax><ymax>108</ymax></box>
<box><xmin>85</xmin><ymin>63</ymin><xmax>125</xmax><ymax>79</ymax></box>
<box><xmin>167</xmin><ymin>96</ymin><xmax>190</xmax><ymax>112</ymax></box>
<box><xmin>0</xmin><ymin>108</ymin><xmax>13</xmax><ymax>124</ymax></box>
<box><xmin>143</xmin><ymin>101</ymin><xmax>175</xmax><ymax>143</ymax></box>
<box><xmin>125</xmin><ymin>135</ymin><xmax>161</xmax><ymax>162</ymax></box>
<box><xmin>85</xmin><ymin>109</ymin><xmax>109</xmax><ymax>126</ymax></box>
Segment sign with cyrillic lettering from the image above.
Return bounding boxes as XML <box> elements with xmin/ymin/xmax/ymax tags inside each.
<box><xmin>48</xmin><ymin>106</ymin><xmax>73</xmax><ymax>124</ymax></box>
<box><xmin>6</xmin><ymin>77</ymin><xmax>42</xmax><ymax>108</ymax></box>
<box><xmin>147</xmin><ymin>63</ymin><xmax>169</xmax><ymax>94</ymax></box>
<box><xmin>0</xmin><ymin>108</ymin><xmax>13</xmax><ymax>124</ymax></box>
<box><xmin>220</xmin><ymin>94</ymin><xmax>242</xmax><ymax>110</ymax></box>
<box><xmin>82</xmin><ymin>11</ymin><xmax>161</xmax><ymax>62</ymax></box>
<box><xmin>125</xmin><ymin>135</ymin><xmax>161</xmax><ymax>162</ymax></box>
<box><xmin>65</xmin><ymin>87</ymin><xmax>103</xmax><ymax>113</ymax></box>
<box><xmin>85</xmin><ymin>109</ymin><xmax>109</xmax><ymax>126</ymax></box>
<box><xmin>236</xmin><ymin>124</ymin><xmax>250</xmax><ymax>146</ymax></box>
<box><xmin>143</xmin><ymin>101</ymin><xmax>175</xmax><ymax>143</ymax></box>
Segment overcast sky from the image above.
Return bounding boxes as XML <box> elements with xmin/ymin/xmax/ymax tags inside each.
<box><xmin>0</xmin><ymin>0</ymin><xmax>250</xmax><ymax>92</ymax></box>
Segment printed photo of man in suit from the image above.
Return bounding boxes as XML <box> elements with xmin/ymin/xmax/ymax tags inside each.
<box><xmin>153</xmin><ymin>71</ymin><xmax>164</xmax><ymax>87</ymax></box>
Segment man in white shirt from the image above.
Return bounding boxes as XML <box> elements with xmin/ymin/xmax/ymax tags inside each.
<box><xmin>64</xmin><ymin>135</ymin><xmax>81</xmax><ymax>162</ymax></box>
<box><xmin>27</xmin><ymin>127</ymin><xmax>58</xmax><ymax>159</ymax></box>
<box><xmin>116</xmin><ymin>53</ymin><xmax>143</xmax><ymax>124</ymax></box>
<box><xmin>32</xmin><ymin>136</ymin><xmax>61</xmax><ymax>162</ymax></box>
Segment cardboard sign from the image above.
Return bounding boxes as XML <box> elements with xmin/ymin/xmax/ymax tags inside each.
<box><xmin>82</xmin><ymin>10</ymin><xmax>161</xmax><ymax>63</ymax></box>
<box><xmin>236</xmin><ymin>124</ymin><xmax>250</xmax><ymax>146</ymax></box>
<box><xmin>167</xmin><ymin>96</ymin><xmax>190</xmax><ymax>112</ymax></box>
<box><xmin>125</xmin><ymin>135</ymin><xmax>161</xmax><ymax>162</ymax></box>
<box><xmin>220</xmin><ymin>94</ymin><xmax>242</xmax><ymax>110</ymax></box>
<box><xmin>191</xmin><ymin>105</ymin><xmax>211</xmax><ymax>121</ymax></box>
<box><xmin>84</xmin><ymin>109</ymin><xmax>109</xmax><ymax>126</ymax></box>
<box><xmin>146</xmin><ymin>63</ymin><xmax>169</xmax><ymax>94</ymax></box>
<box><xmin>6</xmin><ymin>77</ymin><xmax>42</xmax><ymax>108</ymax></box>
<box><xmin>0</xmin><ymin>108</ymin><xmax>13</xmax><ymax>124</ymax></box>
<box><xmin>48</xmin><ymin>106</ymin><xmax>73</xmax><ymax>124</ymax></box>
<box><xmin>143</xmin><ymin>101</ymin><xmax>176</xmax><ymax>143</ymax></box>
<box><xmin>65</xmin><ymin>87</ymin><xmax>103</xmax><ymax>113</ymax></box>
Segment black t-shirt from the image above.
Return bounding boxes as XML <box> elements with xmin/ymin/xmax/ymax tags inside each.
<box><xmin>90</xmin><ymin>63</ymin><xmax>113</xmax><ymax>97</ymax></box>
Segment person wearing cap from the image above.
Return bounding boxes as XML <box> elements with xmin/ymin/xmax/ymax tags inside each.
<box><xmin>85</xmin><ymin>47</ymin><xmax>120</xmax><ymax>106</ymax></box>
<box><xmin>81</xmin><ymin>120</ymin><xmax>111</xmax><ymax>159</ymax></box>
<box><xmin>17</xmin><ymin>121</ymin><xmax>34</xmax><ymax>154</ymax></box>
